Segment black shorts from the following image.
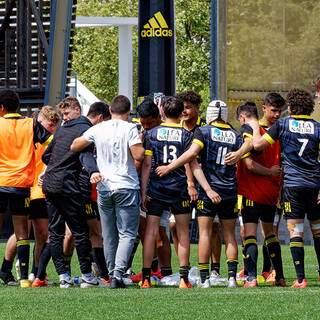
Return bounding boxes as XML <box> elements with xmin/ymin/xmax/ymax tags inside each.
<box><xmin>241</xmin><ymin>196</ymin><xmax>276</xmax><ymax>224</ymax></box>
<box><xmin>29</xmin><ymin>198</ymin><xmax>48</xmax><ymax>219</ymax></box>
<box><xmin>84</xmin><ymin>200</ymin><xmax>99</xmax><ymax>220</ymax></box>
<box><xmin>196</xmin><ymin>199</ymin><xmax>237</xmax><ymax>220</ymax></box>
<box><xmin>146</xmin><ymin>198</ymin><xmax>191</xmax><ymax>217</ymax></box>
<box><xmin>283</xmin><ymin>187</ymin><xmax>320</xmax><ymax>221</ymax></box>
<box><xmin>0</xmin><ymin>192</ymin><xmax>30</xmax><ymax>216</ymax></box>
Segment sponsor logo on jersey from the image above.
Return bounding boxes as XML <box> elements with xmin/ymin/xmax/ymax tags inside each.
<box><xmin>157</xmin><ymin>128</ymin><xmax>182</xmax><ymax>142</ymax></box>
<box><xmin>289</xmin><ymin>119</ymin><xmax>314</xmax><ymax>134</ymax></box>
<box><xmin>211</xmin><ymin>128</ymin><xmax>236</xmax><ymax>144</ymax></box>
<box><xmin>141</xmin><ymin>11</ymin><xmax>173</xmax><ymax>38</ymax></box>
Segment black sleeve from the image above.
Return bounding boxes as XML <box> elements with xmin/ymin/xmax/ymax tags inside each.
<box><xmin>144</xmin><ymin>132</ymin><xmax>153</xmax><ymax>154</ymax></box>
<box><xmin>266</xmin><ymin>121</ymin><xmax>280</xmax><ymax>142</ymax></box>
<box><xmin>79</xmin><ymin>149</ymin><xmax>99</xmax><ymax>177</ymax></box>
<box><xmin>184</xmin><ymin>130</ymin><xmax>194</xmax><ymax>150</ymax></box>
<box><xmin>241</xmin><ymin>124</ymin><xmax>253</xmax><ymax>137</ymax></box>
<box><xmin>33</xmin><ymin>120</ymin><xmax>52</xmax><ymax>144</ymax></box>
<box><xmin>192</xmin><ymin>127</ymin><xmax>204</xmax><ymax>145</ymax></box>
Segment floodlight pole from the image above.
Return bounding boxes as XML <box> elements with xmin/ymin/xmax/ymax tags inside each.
<box><xmin>210</xmin><ymin>0</ymin><xmax>227</xmax><ymax>101</ymax></box>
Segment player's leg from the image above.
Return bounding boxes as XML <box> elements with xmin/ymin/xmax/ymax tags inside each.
<box><xmin>197</xmin><ymin>214</ymin><xmax>213</xmax><ymax>287</ymax></box>
<box><xmin>0</xmin><ymin>233</ymin><xmax>18</xmax><ymax>285</ymax></box>
<box><xmin>63</xmin><ymin>224</ymin><xmax>74</xmax><ymax>276</ymax></box>
<box><xmin>169</xmin><ymin>215</ymin><xmax>179</xmax><ymax>256</ymax></box>
<box><xmin>260</xmin><ymin>222</ymin><xmax>272</xmax><ymax>280</ymax></box>
<box><xmin>158</xmin><ymin>215</ymin><xmax>172</xmax><ymax>277</ymax></box>
<box><xmin>210</xmin><ymin>220</ymin><xmax>222</xmax><ymax>278</ymax></box>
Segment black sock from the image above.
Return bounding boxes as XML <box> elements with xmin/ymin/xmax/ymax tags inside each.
<box><xmin>92</xmin><ymin>247</ymin><xmax>109</xmax><ymax>280</ymax></box>
<box><xmin>242</xmin><ymin>246</ymin><xmax>248</xmax><ymax>276</ymax></box>
<box><xmin>179</xmin><ymin>266</ymin><xmax>189</xmax><ymax>283</ymax></box>
<box><xmin>227</xmin><ymin>259</ymin><xmax>238</xmax><ymax>279</ymax></box>
<box><xmin>64</xmin><ymin>255</ymin><xmax>72</xmax><ymax>276</ymax></box>
<box><xmin>1</xmin><ymin>258</ymin><xmax>13</xmax><ymax>273</ymax></box>
<box><xmin>244</xmin><ymin>236</ymin><xmax>258</xmax><ymax>281</ymax></box>
<box><xmin>211</xmin><ymin>262</ymin><xmax>220</xmax><ymax>274</ymax></box>
<box><xmin>290</xmin><ymin>237</ymin><xmax>305</xmax><ymax>283</ymax></box>
<box><xmin>17</xmin><ymin>240</ymin><xmax>30</xmax><ymax>280</ymax></box>
<box><xmin>160</xmin><ymin>267</ymin><xmax>172</xmax><ymax>276</ymax></box>
<box><xmin>31</xmin><ymin>245</ymin><xmax>37</xmax><ymax>274</ymax></box>
<box><xmin>37</xmin><ymin>243</ymin><xmax>51</xmax><ymax>281</ymax></box>
<box><xmin>265</xmin><ymin>235</ymin><xmax>284</xmax><ymax>281</ymax></box>
<box><xmin>262</xmin><ymin>240</ymin><xmax>272</xmax><ymax>273</ymax></box>
<box><xmin>151</xmin><ymin>256</ymin><xmax>159</xmax><ymax>272</ymax></box>
<box><xmin>313</xmin><ymin>234</ymin><xmax>320</xmax><ymax>275</ymax></box>
<box><xmin>142</xmin><ymin>267</ymin><xmax>151</xmax><ymax>283</ymax></box>
<box><xmin>127</xmin><ymin>236</ymin><xmax>140</xmax><ymax>269</ymax></box>
<box><xmin>198</xmin><ymin>262</ymin><xmax>209</xmax><ymax>283</ymax></box>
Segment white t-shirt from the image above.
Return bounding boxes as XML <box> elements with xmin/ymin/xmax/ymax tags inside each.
<box><xmin>83</xmin><ymin>119</ymin><xmax>141</xmax><ymax>192</ymax></box>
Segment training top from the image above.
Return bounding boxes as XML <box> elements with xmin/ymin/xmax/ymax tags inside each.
<box><xmin>263</xmin><ymin>115</ymin><xmax>320</xmax><ymax>188</ymax></box>
<box><xmin>192</xmin><ymin>123</ymin><xmax>242</xmax><ymax>201</ymax></box>
<box><xmin>83</xmin><ymin>119</ymin><xmax>141</xmax><ymax>192</ymax></box>
<box><xmin>144</xmin><ymin>123</ymin><xmax>193</xmax><ymax>202</ymax></box>
<box><xmin>0</xmin><ymin>113</ymin><xmax>51</xmax><ymax>194</ymax></box>
<box><xmin>237</xmin><ymin>124</ymin><xmax>281</xmax><ymax>206</ymax></box>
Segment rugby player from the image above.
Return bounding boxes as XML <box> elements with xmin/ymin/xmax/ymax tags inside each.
<box><xmin>246</xmin><ymin>88</ymin><xmax>320</xmax><ymax>288</ymax></box>
<box><xmin>236</xmin><ymin>98</ymin><xmax>286</xmax><ymax>287</ymax></box>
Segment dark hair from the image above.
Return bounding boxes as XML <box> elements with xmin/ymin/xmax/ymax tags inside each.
<box><xmin>175</xmin><ymin>90</ymin><xmax>202</xmax><ymax>107</ymax></box>
<box><xmin>110</xmin><ymin>95</ymin><xmax>130</xmax><ymax>115</ymax></box>
<box><xmin>57</xmin><ymin>96</ymin><xmax>81</xmax><ymax>111</ymax></box>
<box><xmin>264</xmin><ymin>93</ymin><xmax>286</xmax><ymax>108</ymax></box>
<box><xmin>136</xmin><ymin>98</ymin><xmax>159</xmax><ymax>119</ymax></box>
<box><xmin>0</xmin><ymin>89</ymin><xmax>20</xmax><ymax>112</ymax></box>
<box><xmin>312</xmin><ymin>77</ymin><xmax>320</xmax><ymax>92</ymax></box>
<box><xmin>287</xmin><ymin>88</ymin><xmax>314</xmax><ymax>116</ymax></box>
<box><xmin>162</xmin><ymin>97</ymin><xmax>184</xmax><ymax>118</ymax></box>
<box><xmin>87</xmin><ymin>101</ymin><xmax>110</xmax><ymax>119</ymax></box>
<box><xmin>236</xmin><ymin>101</ymin><xmax>258</xmax><ymax>120</ymax></box>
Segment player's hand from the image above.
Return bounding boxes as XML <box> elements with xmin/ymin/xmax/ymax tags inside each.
<box><xmin>270</xmin><ymin>165</ymin><xmax>281</xmax><ymax>177</ymax></box>
<box><xmin>188</xmin><ymin>186</ymin><xmax>198</xmax><ymax>202</ymax></box>
<box><xmin>90</xmin><ymin>172</ymin><xmax>104</xmax><ymax>184</ymax></box>
<box><xmin>155</xmin><ymin>165</ymin><xmax>170</xmax><ymax>177</ymax></box>
<box><xmin>141</xmin><ymin>195</ymin><xmax>148</xmax><ymax>212</ymax></box>
<box><xmin>317</xmin><ymin>191</ymin><xmax>320</xmax><ymax>205</ymax></box>
<box><xmin>38</xmin><ymin>171</ymin><xmax>45</xmax><ymax>187</ymax></box>
<box><xmin>224</xmin><ymin>151</ymin><xmax>240</xmax><ymax>165</ymax></box>
<box><xmin>206</xmin><ymin>189</ymin><xmax>221</xmax><ymax>204</ymax></box>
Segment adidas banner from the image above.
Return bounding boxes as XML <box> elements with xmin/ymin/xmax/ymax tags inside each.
<box><xmin>137</xmin><ymin>0</ymin><xmax>176</xmax><ymax>99</ymax></box>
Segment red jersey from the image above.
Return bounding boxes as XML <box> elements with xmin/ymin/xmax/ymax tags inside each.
<box><xmin>237</xmin><ymin>124</ymin><xmax>281</xmax><ymax>206</ymax></box>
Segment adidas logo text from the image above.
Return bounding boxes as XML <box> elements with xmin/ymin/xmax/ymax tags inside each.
<box><xmin>141</xmin><ymin>11</ymin><xmax>173</xmax><ymax>38</ymax></box>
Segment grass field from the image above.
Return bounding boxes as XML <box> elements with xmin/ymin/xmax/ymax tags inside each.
<box><xmin>1</xmin><ymin>243</ymin><xmax>320</xmax><ymax>320</ymax></box>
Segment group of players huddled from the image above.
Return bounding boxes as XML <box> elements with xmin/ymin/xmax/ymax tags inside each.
<box><xmin>0</xmin><ymin>77</ymin><xmax>320</xmax><ymax>289</ymax></box>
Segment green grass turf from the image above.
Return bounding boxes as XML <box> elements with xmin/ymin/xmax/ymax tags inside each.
<box><xmin>1</xmin><ymin>243</ymin><xmax>320</xmax><ymax>320</ymax></box>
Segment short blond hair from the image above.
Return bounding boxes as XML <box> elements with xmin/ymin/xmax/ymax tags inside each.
<box><xmin>57</xmin><ymin>96</ymin><xmax>81</xmax><ymax>112</ymax></box>
<box><xmin>38</xmin><ymin>106</ymin><xmax>61</xmax><ymax>124</ymax></box>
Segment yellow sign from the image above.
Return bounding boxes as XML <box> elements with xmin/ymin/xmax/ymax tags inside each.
<box><xmin>141</xmin><ymin>11</ymin><xmax>173</xmax><ymax>38</ymax></box>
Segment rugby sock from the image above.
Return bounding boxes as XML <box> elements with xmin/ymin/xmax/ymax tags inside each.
<box><xmin>179</xmin><ymin>265</ymin><xmax>189</xmax><ymax>283</ymax></box>
<box><xmin>313</xmin><ymin>234</ymin><xmax>320</xmax><ymax>275</ymax></box>
<box><xmin>241</xmin><ymin>245</ymin><xmax>248</xmax><ymax>276</ymax></box>
<box><xmin>37</xmin><ymin>243</ymin><xmax>51</xmax><ymax>281</ymax></box>
<box><xmin>198</xmin><ymin>262</ymin><xmax>209</xmax><ymax>283</ymax></box>
<box><xmin>92</xmin><ymin>247</ymin><xmax>109</xmax><ymax>280</ymax></box>
<box><xmin>211</xmin><ymin>262</ymin><xmax>220</xmax><ymax>275</ymax></box>
<box><xmin>1</xmin><ymin>258</ymin><xmax>13</xmax><ymax>273</ymax></box>
<box><xmin>127</xmin><ymin>236</ymin><xmax>140</xmax><ymax>269</ymax></box>
<box><xmin>31</xmin><ymin>246</ymin><xmax>36</xmax><ymax>274</ymax></box>
<box><xmin>17</xmin><ymin>240</ymin><xmax>30</xmax><ymax>280</ymax></box>
<box><xmin>161</xmin><ymin>267</ymin><xmax>172</xmax><ymax>276</ymax></box>
<box><xmin>142</xmin><ymin>267</ymin><xmax>151</xmax><ymax>283</ymax></box>
<box><xmin>244</xmin><ymin>236</ymin><xmax>258</xmax><ymax>281</ymax></box>
<box><xmin>262</xmin><ymin>240</ymin><xmax>271</xmax><ymax>273</ymax></box>
<box><xmin>227</xmin><ymin>259</ymin><xmax>238</xmax><ymax>279</ymax></box>
<box><xmin>265</xmin><ymin>235</ymin><xmax>284</xmax><ymax>281</ymax></box>
<box><xmin>151</xmin><ymin>256</ymin><xmax>159</xmax><ymax>272</ymax></box>
<box><xmin>290</xmin><ymin>237</ymin><xmax>305</xmax><ymax>282</ymax></box>
<box><xmin>64</xmin><ymin>255</ymin><xmax>72</xmax><ymax>276</ymax></box>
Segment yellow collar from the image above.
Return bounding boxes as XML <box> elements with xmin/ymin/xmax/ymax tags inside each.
<box><xmin>210</xmin><ymin>122</ymin><xmax>231</xmax><ymax>129</ymax></box>
<box><xmin>160</xmin><ymin>122</ymin><xmax>182</xmax><ymax>128</ymax></box>
<box><xmin>3</xmin><ymin>113</ymin><xmax>22</xmax><ymax>118</ymax></box>
<box><xmin>291</xmin><ymin>115</ymin><xmax>312</xmax><ymax>119</ymax></box>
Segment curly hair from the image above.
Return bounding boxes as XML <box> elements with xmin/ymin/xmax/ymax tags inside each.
<box><xmin>57</xmin><ymin>96</ymin><xmax>81</xmax><ymax>111</ymax></box>
<box><xmin>286</xmin><ymin>88</ymin><xmax>314</xmax><ymax>116</ymax></box>
<box><xmin>312</xmin><ymin>77</ymin><xmax>320</xmax><ymax>92</ymax></box>
<box><xmin>175</xmin><ymin>90</ymin><xmax>202</xmax><ymax>107</ymax></box>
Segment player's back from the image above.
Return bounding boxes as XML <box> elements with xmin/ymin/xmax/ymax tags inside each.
<box><xmin>195</xmin><ymin>123</ymin><xmax>242</xmax><ymax>200</ymax></box>
<box><xmin>145</xmin><ymin>123</ymin><xmax>193</xmax><ymax>202</ymax></box>
<box><xmin>267</xmin><ymin>116</ymin><xmax>320</xmax><ymax>188</ymax></box>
